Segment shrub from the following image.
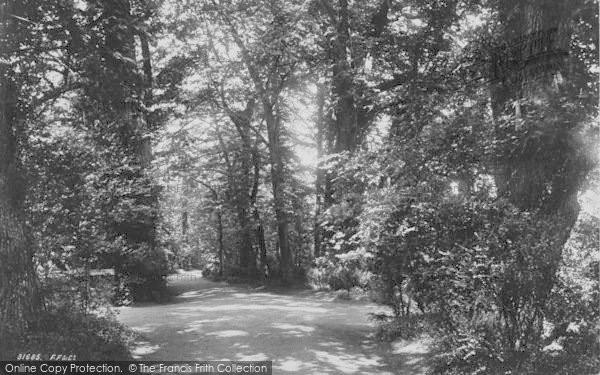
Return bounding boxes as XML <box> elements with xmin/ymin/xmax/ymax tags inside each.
<box><xmin>308</xmin><ymin>251</ymin><xmax>372</xmax><ymax>291</ymax></box>
<box><xmin>371</xmin><ymin>313</ymin><xmax>429</xmax><ymax>341</ymax></box>
<box><xmin>1</xmin><ymin>270</ymin><xmax>134</xmax><ymax>360</ymax></box>
<box><xmin>425</xmin><ymin>204</ymin><xmax>599</xmax><ymax>375</ymax></box>
<box><xmin>1</xmin><ymin>308</ymin><xmax>133</xmax><ymax>360</ymax></box>
<box><xmin>202</xmin><ymin>262</ymin><xmax>222</xmax><ymax>280</ymax></box>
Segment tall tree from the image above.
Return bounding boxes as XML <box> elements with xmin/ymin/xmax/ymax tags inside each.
<box><xmin>487</xmin><ymin>0</ymin><xmax>598</xmax><ymax>350</ymax></box>
<box><xmin>491</xmin><ymin>0</ymin><xmax>595</xmax><ymax>226</ymax></box>
<box><xmin>76</xmin><ymin>0</ymin><xmax>164</xmax><ymax>300</ymax></box>
<box><xmin>212</xmin><ymin>0</ymin><xmax>302</xmax><ymax>280</ymax></box>
<box><xmin>0</xmin><ymin>0</ymin><xmax>40</xmax><ymax>334</ymax></box>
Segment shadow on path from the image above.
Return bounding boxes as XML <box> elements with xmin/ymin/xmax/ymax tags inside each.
<box><xmin>117</xmin><ymin>270</ymin><xmax>432</xmax><ymax>374</ymax></box>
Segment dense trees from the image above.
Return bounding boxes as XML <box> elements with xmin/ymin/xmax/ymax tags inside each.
<box><xmin>1</xmin><ymin>0</ymin><xmax>598</xmax><ymax>370</ymax></box>
<box><xmin>1</xmin><ymin>0</ymin><xmax>165</xmax><ymax>338</ymax></box>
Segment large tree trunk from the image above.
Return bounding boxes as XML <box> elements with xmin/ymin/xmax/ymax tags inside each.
<box><xmin>228</xmin><ymin>101</ymin><xmax>257</xmax><ymax>274</ymax></box>
<box><xmin>332</xmin><ymin>0</ymin><xmax>357</xmax><ymax>153</ymax></box>
<box><xmin>264</xmin><ymin>104</ymin><xmax>292</xmax><ymax>281</ymax></box>
<box><xmin>489</xmin><ymin>0</ymin><xmax>594</xmax><ymax>350</ymax></box>
<box><xmin>317</xmin><ymin>0</ymin><xmax>391</xmax><ymax>257</ymax></box>
<box><xmin>491</xmin><ymin>0</ymin><xmax>584</xmax><ymax>227</ymax></box>
<box><xmin>235</xmin><ymin>147</ymin><xmax>253</xmax><ymax>273</ymax></box>
<box><xmin>0</xmin><ymin>0</ymin><xmax>39</xmax><ymax>334</ymax></box>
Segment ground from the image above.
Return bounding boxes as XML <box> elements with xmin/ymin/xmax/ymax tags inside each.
<box><xmin>117</xmin><ymin>270</ymin><xmax>431</xmax><ymax>375</ymax></box>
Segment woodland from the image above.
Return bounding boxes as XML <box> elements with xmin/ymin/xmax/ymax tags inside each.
<box><xmin>0</xmin><ymin>0</ymin><xmax>599</xmax><ymax>373</ymax></box>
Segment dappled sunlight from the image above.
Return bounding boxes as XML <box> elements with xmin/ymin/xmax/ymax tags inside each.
<box><xmin>272</xmin><ymin>323</ymin><xmax>315</xmax><ymax>333</ymax></box>
<box><xmin>318</xmin><ymin>341</ymin><xmax>345</xmax><ymax>347</ymax></box>
<box><xmin>176</xmin><ymin>318</ymin><xmax>232</xmax><ymax>334</ymax></box>
<box><xmin>205</xmin><ymin>330</ymin><xmax>249</xmax><ymax>338</ymax></box>
<box><xmin>282</xmin><ymin>300</ymin><xmax>325</xmax><ymax>309</ymax></box>
<box><xmin>273</xmin><ymin>357</ymin><xmax>326</xmax><ymax>373</ymax></box>
<box><xmin>236</xmin><ymin>353</ymin><xmax>269</xmax><ymax>361</ymax></box>
<box><xmin>174</xmin><ymin>303</ymin><xmax>328</xmax><ymax>314</ymax></box>
<box><xmin>131</xmin><ymin>323</ymin><xmax>161</xmax><ymax>333</ymax></box>
<box><xmin>392</xmin><ymin>339</ymin><xmax>431</xmax><ymax>355</ymax></box>
<box><xmin>131</xmin><ymin>341</ymin><xmax>161</xmax><ymax>359</ymax></box>
<box><xmin>312</xmin><ymin>349</ymin><xmax>385</xmax><ymax>374</ymax></box>
<box><xmin>178</xmin><ymin>290</ymin><xmax>218</xmax><ymax>299</ymax></box>
<box><xmin>166</xmin><ymin>311</ymin><xmax>209</xmax><ymax>319</ymax></box>
<box><xmin>277</xmin><ymin>359</ymin><xmax>304</xmax><ymax>372</ymax></box>
<box><xmin>177</xmin><ymin>287</ymin><xmax>237</xmax><ymax>300</ymax></box>
<box><xmin>117</xmin><ymin>276</ymin><xmax>433</xmax><ymax>374</ymax></box>
<box><xmin>231</xmin><ymin>292</ymin><xmax>279</xmax><ymax>299</ymax></box>
<box><xmin>360</xmin><ymin>340</ymin><xmax>377</xmax><ymax>351</ymax></box>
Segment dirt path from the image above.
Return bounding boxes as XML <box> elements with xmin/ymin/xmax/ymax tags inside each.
<box><xmin>117</xmin><ymin>271</ymin><xmax>431</xmax><ymax>374</ymax></box>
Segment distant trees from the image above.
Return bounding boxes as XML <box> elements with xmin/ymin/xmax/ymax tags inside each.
<box><xmin>154</xmin><ymin>0</ymin><xmax>317</xmax><ymax>282</ymax></box>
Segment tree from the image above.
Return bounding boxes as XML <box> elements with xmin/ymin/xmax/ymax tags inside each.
<box><xmin>208</xmin><ymin>0</ymin><xmax>308</xmax><ymax>281</ymax></box>
<box><xmin>71</xmin><ymin>0</ymin><xmax>166</xmax><ymax>301</ymax></box>
<box><xmin>0</xmin><ymin>0</ymin><xmax>40</xmax><ymax>335</ymax></box>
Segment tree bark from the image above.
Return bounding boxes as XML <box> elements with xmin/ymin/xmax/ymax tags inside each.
<box><xmin>217</xmin><ymin>209</ymin><xmax>224</xmax><ymax>276</ymax></box>
<box><xmin>227</xmin><ymin>100</ymin><xmax>257</xmax><ymax>274</ymax></box>
<box><xmin>489</xmin><ymin>0</ymin><xmax>593</xmax><ymax>350</ymax></box>
<box><xmin>491</xmin><ymin>0</ymin><xmax>583</xmax><ymax>222</ymax></box>
<box><xmin>314</xmin><ymin>83</ymin><xmax>326</xmax><ymax>259</ymax></box>
<box><xmin>332</xmin><ymin>0</ymin><xmax>357</xmax><ymax>153</ymax></box>
<box><xmin>264</xmin><ymin>105</ymin><xmax>292</xmax><ymax>280</ymax></box>
<box><xmin>0</xmin><ymin>0</ymin><xmax>39</xmax><ymax>334</ymax></box>
<box><xmin>250</xmin><ymin>142</ymin><xmax>268</xmax><ymax>277</ymax></box>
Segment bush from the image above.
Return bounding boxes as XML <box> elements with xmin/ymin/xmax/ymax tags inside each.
<box><xmin>114</xmin><ymin>243</ymin><xmax>170</xmax><ymax>303</ymax></box>
<box><xmin>358</xmin><ymin>186</ymin><xmax>599</xmax><ymax>374</ymax></box>
<box><xmin>424</xmin><ymin>204</ymin><xmax>600</xmax><ymax>375</ymax></box>
<box><xmin>308</xmin><ymin>252</ymin><xmax>372</xmax><ymax>291</ymax></box>
<box><xmin>41</xmin><ymin>273</ymin><xmax>115</xmax><ymax>312</ymax></box>
<box><xmin>371</xmin><ymin>313</ymin><xmax>429</xmax><ymax>341</ymax></box>
<box><xmin>202</xmin><ymin>262</ymin><xmax>222</xmax><ymax>279</ymax></box>
<box><xmin>1</xmin><ymin>308</ymin><xmax>134</xmax><ymax>360</ymax></box>
<box><xmin>1</xmin><ymin>272</ymin><xmax>134</xmax><ymax>360</ymax></box>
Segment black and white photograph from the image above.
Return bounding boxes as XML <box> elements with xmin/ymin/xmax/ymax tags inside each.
<box><xmin>0</xmin><ymin>0</ymin><xmax>599</xmax><ymax>374</ymax></box>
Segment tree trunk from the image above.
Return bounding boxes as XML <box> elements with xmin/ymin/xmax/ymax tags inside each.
<box><xmin>314</xmin><ymin>83</ymin><xmax>326</xmax><ymax>259</ymax></box>
<box><xmin>228</xmin><ymin>101</ymin><xmax>257</xmax><ymax>274</ymax></box>
<box><xmin>181</xmin><ymin>210</ymin><xmax>189</xmax><ymax>242</ymax></box>
<box><xmin>491</xmin><ymin>0</ymin><xmax>582</xmax><ymax>223</ymax></box>
<box><xmin>236</xmin><ymin>209</ymin><xmax>254</xmax><ymax>272</ymax></box>
<box><xmin>250</xmin><ymin>143</ymin><xmax>268</xmax><ymax>276</ymax></box>
<box><xmin>332</xmin><ymin>0</ymin><xmax>357</xmax><ymax>153</ymax></box>
<box><xmin>264</xmin><ymin>104</ymin><xmax>292</xmax><ymax>281</ymax></box>
<box><xmin>490</xmin><ymin>0</ymin><xmax>593</xmax><ymax>350</ymax></box>
<box><xmin>0</xmin><ymin>0</ymin><xmax>39</xmax><ymax>334</ymax></box>
<box><xmin>217</xmin><ymin>209</ymin><xmax>224</xmax><ymax>276</ymax></box>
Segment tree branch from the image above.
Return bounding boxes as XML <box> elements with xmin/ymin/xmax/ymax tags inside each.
<box><xmin>318</xmin><ymin>0</ymin><xmax>337</xmax><ymax>24</ymax></box>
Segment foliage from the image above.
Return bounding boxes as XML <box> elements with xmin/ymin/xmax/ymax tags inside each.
<box><xmin>308</xmin><ymin>250</ymin><xmax>372</xmax><ymax>291</ymax></box>
<box><xmin>0</xmin><ymin>308</ymin><xmax>134</xmax><ymax>360</ymax></box>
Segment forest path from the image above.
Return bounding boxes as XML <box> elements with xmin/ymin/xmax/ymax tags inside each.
<box><xmin>117</xmin><ymin>270</ymin><xmax>431</xmax><ymax>375</ymax></box>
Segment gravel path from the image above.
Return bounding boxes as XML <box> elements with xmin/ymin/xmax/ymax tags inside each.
<box><xmin>117</xmin><ymin>271</ymin><xmax>431</xmax><ymax>374</ymax></box>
